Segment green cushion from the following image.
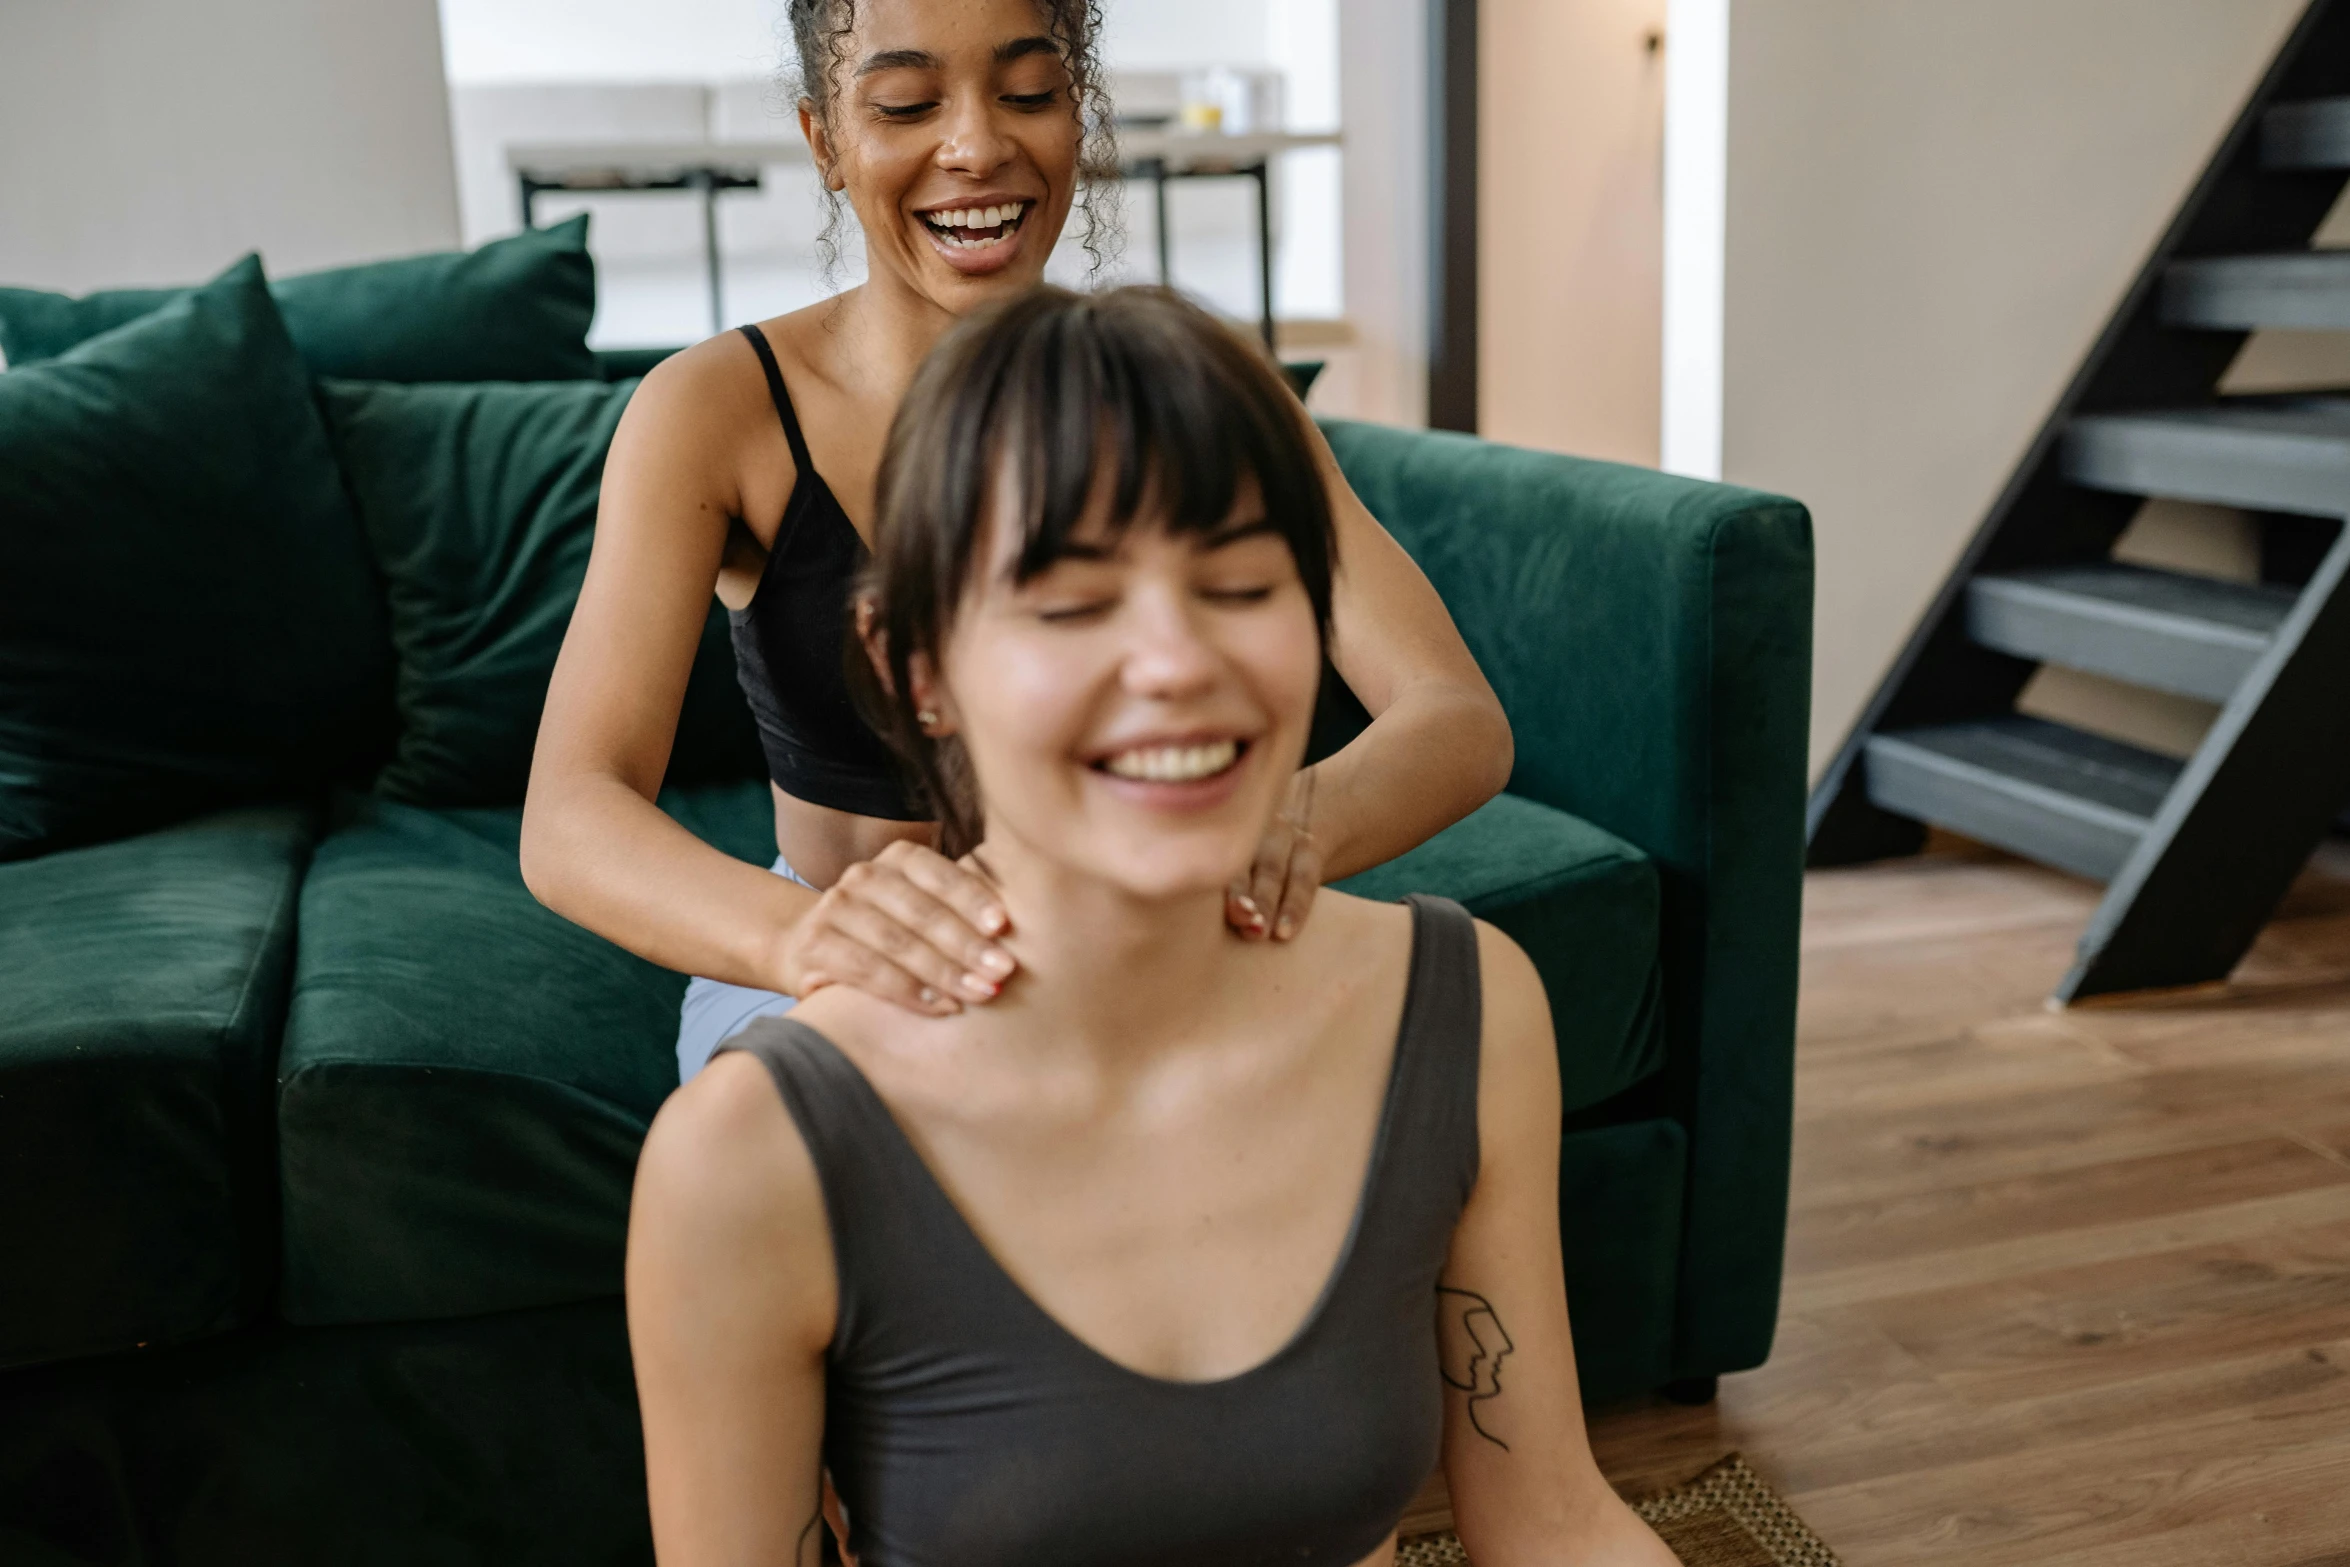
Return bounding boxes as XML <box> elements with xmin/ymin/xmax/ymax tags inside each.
<box><xmin>0</xmin><ymin>1301</ymin><xmax>653</xmax><ymax>1566</ymax></box>
<box><xmin>593</xmin><ymin>344</ymin><xmax>681</xmax><ymax>380</ymax></box>
<box><xmin>0</xmin><ymin>807</ymin><xmax>315</xmax><ymax>1370</ymax></box>
<box><xmin>0</xmin><ymin>256</ymin><xmax>392</xmax><ymax>859</ymax></box>
<box><xmin>1336</xmin><ymin>793</ymin><xmax>1662</xmax><ymax>1116</ymax></box>
<box><xmin>0</xmin><ymin>217</ymin><xmax>598</xmax><ymax>382</ymax></box>
<box><xmin>281</xmin><ymin>782</ymin><xmax>1650</xmax><ymax>1327</ymax></box>
<box><xmin>277</xmin><ymin>783</ymin><xmax>774</xmax><ymax>1325</ymax></box>
<box><xmin>318</xmin><ymin>376</ymin><xmax>762</xmax><ymax>808</ymax></box>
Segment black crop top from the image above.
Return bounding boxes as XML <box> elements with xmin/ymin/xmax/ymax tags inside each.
<box><xmin>726</xmin><ymin>325</ymin><xmax>924</xmax><ymax>821</ymax></box>
<box><xmin>717</xmin><ymin>895</ymin><xmax>1482</xmax><ymax>1566</ymax></box>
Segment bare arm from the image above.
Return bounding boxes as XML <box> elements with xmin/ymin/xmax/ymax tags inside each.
<box><xmin>1439</xmin><ymin>924</ymin><xmax>1677</xmax><ymax>1566</ymax></box>
<box><xmin>1233</xmin><ymin>426</ymin><xmax>1513</xmax><ymax>939</ymax></box>
<box><xmin>523</xmin><ymin>343</ymin><xmax>817</xmax><ymax>988</ymax></box>
<box><xmin>629</xmin><ymin>1052</ymin><xmax>837</xmax><ymax>1565</ymax></box>
<box><xmin>520</xmin><ymin>341</ymin><xmax>1013</xmax><ymax>1015</ymax></box>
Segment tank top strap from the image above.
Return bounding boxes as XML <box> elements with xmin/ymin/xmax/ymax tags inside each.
<box><xmin>715</xmin><ymin>1016</ymin><xmax>960</xmax><ymax>1334</ymax></box>
<box><xmin>735</xmin><ymin>323</ymin><xmax>814</xmax><ymax>475</ymax></box>
<box><xmin>1385</xmin><ymin>894</ymin><xmax>1485</xmax><ymax>1213</ymax></box>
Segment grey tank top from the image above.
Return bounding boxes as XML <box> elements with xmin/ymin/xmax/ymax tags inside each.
<box><xmin>718</xmin><ymin>893</ymin><xmax>1483</xmax><ymax>1567</ymax></box>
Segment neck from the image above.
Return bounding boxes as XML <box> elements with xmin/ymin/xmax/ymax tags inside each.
<box><xmin>820</xmin><ymin>267</ymin><xmax>963</xmax><ymax>399</ymax></box>
<box><xmin>976</xmin><ymin>838</ymin><xmax>1241</xmax><ymax>1060</ymax></box>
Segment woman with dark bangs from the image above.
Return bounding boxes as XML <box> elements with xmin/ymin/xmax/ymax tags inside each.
<box><xmin>520</xmin><ymin>0</ymin><xmax>1511</xmax><ymax>1081</ymax></box>
<box><xmin>626</xmin><ymin>288</ymin><xmax>1675</xmax><ymax>1567</ymax></box>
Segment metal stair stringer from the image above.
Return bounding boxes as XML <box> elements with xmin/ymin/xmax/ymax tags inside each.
<box><xmin>1805</xmin><ymin>0</ymin><xmax>2350</xmax><ymax>1002</ymax></box>
<box><xmin>2059</xmin><ymin>523</ymin><xmax>2350</xmax><ymax>999</ymax></box>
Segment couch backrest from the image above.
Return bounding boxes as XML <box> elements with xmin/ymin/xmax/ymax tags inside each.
<box><xmin>1321</xmin><ymin>416</ymin><xmax>1813</xmax><ymax>869</ymax></box>
<box><xmin>321</xmin><ymin>376</ymin><xmax>763</xmax><ymax>809</ymax></box>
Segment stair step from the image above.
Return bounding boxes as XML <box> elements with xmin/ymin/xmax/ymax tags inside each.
<box><xmin>1864</xmin><ymin>717</ymin><xmax>2182</xmax><ymax>882</ymax></box>
<box><xmin>2263</xmin><ymin>96</ymin><xmax>2350</xmax><ymax>170</ymax></box>
<box><xmin>1966</xmin><ymin>563</ymin><xmax>2294</xmax><ymax>702</ymax></box>
<box><xmin>2164</xmin><ymin>250</ymin><xmax>2350</xmax><ymax>330</ymax></box>
<box><xmin>2064</xmin><ymin>400</ymin><xmax>2350</xmax><ymax>517</ymax></box>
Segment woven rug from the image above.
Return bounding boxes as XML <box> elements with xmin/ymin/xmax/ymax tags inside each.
<box><xmin>1395</xmin><ymin>1455</ymin><xmax>1840</xmax><ymax>1567</ymax></box>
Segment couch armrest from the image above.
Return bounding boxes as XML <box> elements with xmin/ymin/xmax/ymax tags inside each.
<box><xmin>1320</xmin><ymin>419</ymin><xmax>1813</xmax><ymax>1377</ymax></box>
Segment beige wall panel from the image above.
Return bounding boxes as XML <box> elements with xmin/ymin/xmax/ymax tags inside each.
<box><xmin>1722</xmin><ymin>0</ymin><xmax>2307</xmax><ymax>778</ymax></box>
<box><xmin>1480</xmin><ymin>0</ymin><xmax>1668</xmax><ymax>463</ymax></box>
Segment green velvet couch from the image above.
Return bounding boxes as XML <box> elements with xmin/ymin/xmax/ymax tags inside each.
<box><xmin>0</xmin><ymin>231</ymin><xmax>1811</xmax><ymax>1565</ymax></box>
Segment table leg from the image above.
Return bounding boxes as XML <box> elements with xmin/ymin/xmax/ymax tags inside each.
<box><xmin>695</xmin><ymin>169</ymin><xmax>724</xmax><ymax>335</ymax></box>
<box><xmin>1153</xmin><ymin>162</ymin><xmax>1173</xmax><ymax>285</ymax></box>
<box><xmin>1253</xmin><ymin>160</ymin><xmax>1275</xmax><ymax>351</ymax></box>
<box><xmin>519</xmin><ymin>175</ymin><xmax>538</xmax><ymax>231</ymax></box>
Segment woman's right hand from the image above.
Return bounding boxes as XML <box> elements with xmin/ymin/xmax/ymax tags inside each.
<box><xmin>772</xmin><ymin>839</ymin><xmax>1018</xmax><ymax>1018</ymax></box>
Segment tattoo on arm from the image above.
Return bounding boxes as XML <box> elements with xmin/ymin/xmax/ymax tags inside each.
<box><xmin>1436</xmin><ymin>1286</ymin><xmax>1516</xmax><ymax>1451</ymax></box>
<box><xmin>794</xmin><ymin>1458</ymin><xmax>823</xmax><ymax>1567</ymax></box>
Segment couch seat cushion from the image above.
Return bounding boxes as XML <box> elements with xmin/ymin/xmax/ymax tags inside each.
<box><xmin>317</xmin><ymin>376</ymin><xmax>761</xmax><ymax>807</ymax></box>
<box><xmin>276</xmin><ymin>783</ymin><xmax>774</xmax><ymax>1325</ymax></box>
<box><xmin>0</xmin><ymin>807</ymin><xmax>314</xmax><ymax>1370</ymax></box>
<box><xmin>1335</xmin><ymin>792</ymin><xmax>1662</xmax><ymax>1114</ymax></box>
<box><xmin>0</xmin><ymin>217</ymin><xmax>598</xmax><ymax>383</ymax></box>
<box><xmin>0</xmin><ymin>255</ymin><xmax>393</xmax><ymax>859</ymax></box>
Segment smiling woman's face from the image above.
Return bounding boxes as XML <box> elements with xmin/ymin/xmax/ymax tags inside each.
<box><xmin>917</xmin><ymin>469</ymin><xmax>1324</xmax><ymax>904</ymax></box>
<box><xmin>803</xmin><ymin>0</ymin><xmax>1084</xmax><ymax>314</ymax></box>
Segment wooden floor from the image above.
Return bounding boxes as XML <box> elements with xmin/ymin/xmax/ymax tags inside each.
<box><xmin>1585</xmin><ymin>837</ymin><xmax>2350</xmax><ymax>1565</ymax></box>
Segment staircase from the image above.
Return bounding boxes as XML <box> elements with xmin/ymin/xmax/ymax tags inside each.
<box><xmin>1808</xmin><ymin>0</ymin><xmax>2350</xmax><ymax>1003</ymax></box>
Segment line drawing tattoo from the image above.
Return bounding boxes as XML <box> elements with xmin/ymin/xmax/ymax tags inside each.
<box><xmin>794</xmin><ymin>1458</ymin><xmax>824</xmax><ymax>1567</ymax></box>
<box><xmin>1436</xmin><ymin>1286</ymin><xmax>1516</xmax><ymax>1450</ymax></box>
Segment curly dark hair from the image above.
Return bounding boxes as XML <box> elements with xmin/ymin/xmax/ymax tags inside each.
<box><xmin>782</xmin><ymin>0</ymin><xmax>1122</xmax><ymax>283</ymax></box>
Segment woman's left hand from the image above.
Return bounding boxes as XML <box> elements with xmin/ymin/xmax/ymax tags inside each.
<box><xmin>1229</xmin><ymin>768</ymin><xmax>1324</xmax><ymax>942</ymax></box>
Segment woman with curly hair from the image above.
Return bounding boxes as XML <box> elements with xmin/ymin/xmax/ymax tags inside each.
<box><xmin>521</xmin><ymin>0</ymin><xmax>1511</xmax><ymax>1079</ymax></box>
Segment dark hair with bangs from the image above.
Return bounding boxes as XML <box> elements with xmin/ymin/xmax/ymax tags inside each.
<box><xmin>857</xmin><ymin>285</ymin><xmax>1335</xmax><ymax>857</ymax></box>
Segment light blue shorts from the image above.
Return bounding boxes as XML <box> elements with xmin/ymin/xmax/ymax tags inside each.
<box><xmin>676</xmin><ymin>855</ymin><xmax>813</xmax><ymax>1084</ymax></box>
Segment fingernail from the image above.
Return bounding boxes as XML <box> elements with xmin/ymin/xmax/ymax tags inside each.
<box><xmin>980</xmin><ymin>906</ymin><xmax>1008</xmax><ymax>935</ymax></box>
<box><xmin>1275</xmin><ymin>915</ymin><xmax>1296</xmax><ymax>940</ymax></box>
<box><xmin>973</xmin><ymin>947</ymin><xmax>1015</xmax><ymax>978</ymax></box>
<box><xmin>919</xmin><ymin>987</ymin><xmax>940</xmax><ymax>1005</ymax></box>
<box><xmin>1234</xmin><ymin>894</ymin><xmax>1263</xmax><ymax>918</ymax></box>
<box><xmin>960</xmin><ymin>973</ymin><xmax>1000</xmax><ymax>1000</ymax></box>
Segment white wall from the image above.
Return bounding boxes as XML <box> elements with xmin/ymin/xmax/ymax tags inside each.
<box><xmin>440</xmin><ymin>0</ymin><xmax>780</xmax><ymax>82</ymax></box>
<box><xmin>436</xmin><ymin>0</ymin><xmax>1349</xmax><ymax>351</ymax></box>
<box><xmin>0</xmin><ymin>0</ymin><xmax>459</xmax><ymax>290</ymax></box>
<box><xmin>1721</xmin><ymin>0</ymin><xmax>2311</xmax><ymax>777</ymax></box>
<box><xmin>1661</xmin><ymin>0</ymin><xmax>1726</xmax><ymax>477</ymax></box>
<box><xmin>1101</xmin><ymin>0</ymin><xmax>1274</xmax><ymax>66</ymax></box>
<box><xmin>1323</xmin><ymin>0</ymin><xmax>1428</xmax><ymax>426</ymax></box>
<box><xmin>1479</xmin><ymin>0</ymin><xmax>1666</xmax><ymax>465</ymax></box>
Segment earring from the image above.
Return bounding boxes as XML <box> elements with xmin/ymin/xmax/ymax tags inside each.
<box><xmin>916</xmin><ymin>708</ymin><xmax>939</xmax><ymax>731</ymax></box>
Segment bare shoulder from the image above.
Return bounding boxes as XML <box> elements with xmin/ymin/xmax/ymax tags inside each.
<box><xmin>1301</xmin><ymin>886</ymin><xmax>1416</xmax><ymax>953</ymax></box>
<box><xmin>608</xmin><ymin>329</ymin><xmax>788</xmax><ymax>487</ymax></box>
<box><xmin>635</xmin><ymin>325</ymin><xmax>772</xmax><ymax>411</ymax></box>
<box><xmin>1471</xmin><ymin>918</ymin><xmax>1548</xmax><ymax>1035</ymax></box>
<box><xmin>630</xmin><ymin>1050</ymin><xmax>835</xmax><ymax>1346</ymax></box>
<box><xmin>780</xmin><ymin>984</ymin><xmax>963</xmax><ymax>1094</ymax></box>
<box><xmin>1471</xmin><ymin>918</ymin><xmax>1561</xmax><ymax>1139</ymax></box>
<box><xmin>782</xmin><ymin>983</ymin><xmax>906</xmax><ymax>1061</ymax></box>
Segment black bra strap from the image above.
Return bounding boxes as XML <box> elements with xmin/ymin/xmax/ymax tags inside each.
<box><xmin>737</xmin><ymin>324</ymin><xmax>813</xmax><ymax>474</ymax></box>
